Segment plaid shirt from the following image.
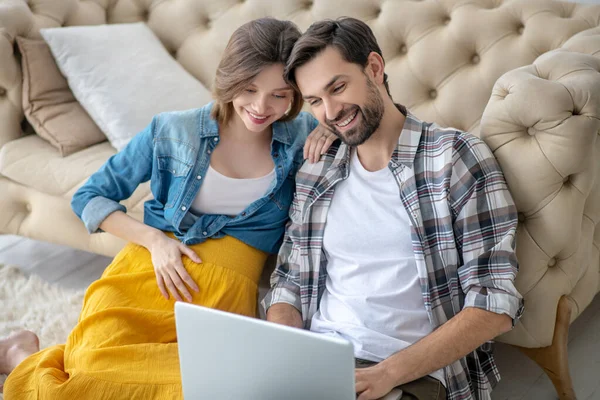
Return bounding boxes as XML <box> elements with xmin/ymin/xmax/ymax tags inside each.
<box><xmin>262</xmin><ymin>108</ymin><xmax>524</xmax><ymax>400</ymax></box>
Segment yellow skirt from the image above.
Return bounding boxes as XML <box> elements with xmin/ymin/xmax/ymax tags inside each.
<box><xmin>4</xmin><ymin>235</ymin><xmax>267</xmax><ymax>399</ymax></box>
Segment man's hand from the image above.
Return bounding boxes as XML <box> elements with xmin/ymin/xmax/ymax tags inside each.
<box><xmin>355</xmin><ymin>363</ymin><xmax>397</xmax><ymax>400</ymax></box>
<box><xmin>266</xmin><ymin>303</ymin><xmax>303</xmax><ymax>329</ymax></box>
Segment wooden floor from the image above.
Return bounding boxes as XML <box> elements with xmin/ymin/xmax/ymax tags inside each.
<box><xmin>0</xmin><ymin>234</ymin><xmax>598</xmax><ymax>400</ymax></box>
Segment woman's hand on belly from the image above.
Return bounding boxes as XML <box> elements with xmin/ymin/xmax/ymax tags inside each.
<box><xmin>148</xmin><ymin>232</ymin><xmax>202</xmax><ymax>302</ymax></box>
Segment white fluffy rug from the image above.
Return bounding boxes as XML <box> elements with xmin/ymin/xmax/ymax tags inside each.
<box><xmin>0</xmin><ymin>265</ymin><xmax>85</xmax><ymax>397</ymax></box>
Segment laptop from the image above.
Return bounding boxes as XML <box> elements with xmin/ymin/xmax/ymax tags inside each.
<box><xmin>175</xmin><ymin>302</ymin><xmax>404</xmax><ymax>400</ymax></box>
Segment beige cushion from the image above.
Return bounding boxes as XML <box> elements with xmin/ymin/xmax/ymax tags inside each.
<box><xmin>0</xmin><ymin>135</ymin><xmax>151</xmax><ymax>208</ymax></box>
<box><xmin>16</xmin><ymin>37</ymin><xmax>106</xmax><ymax>156</ymax></box>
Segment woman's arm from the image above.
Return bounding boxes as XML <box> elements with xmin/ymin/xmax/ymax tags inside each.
<box><xmin>71</xmin><ymin>119</ymin><xmax>156</xmax><ymax>234</ymax></box>
<box><xmin>99</xmin><ymin>210</ymin><xmax>163</xmax><ymax>249</ymax></box>
<box><xmin>72</xmin><ymin>116</ymin><xmax>201</xmax><ymax>302</ymax></box>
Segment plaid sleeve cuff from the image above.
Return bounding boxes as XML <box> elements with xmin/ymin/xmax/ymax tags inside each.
<box><xmin>464</xmin><ymin>286</ymin><xmax>524</xmax><ymax>328</ymax></box>
<box><xmin>261</xmin><ymin>285</ymin><xmax>302</xmax><ymax>315</ymax></box>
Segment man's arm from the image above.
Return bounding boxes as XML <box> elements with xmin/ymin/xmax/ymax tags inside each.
<box><xmin>266</xmin><ymin>303</ymin><xmax>303</xmax><ymax>329</ymax></box>
<box><xmin>261</xmin><ymin>194</ymin><xmax>305</xmax><ymax>328</ymax></box>
<box><xmin>356</xmin><ymin>308</ymin><xmax>511</xmax><ymax>400</ymax></box>
<box><xmin>386</xmin><ymin>308</ymin><xmax>509</xmax><ymax>382</ymax></box>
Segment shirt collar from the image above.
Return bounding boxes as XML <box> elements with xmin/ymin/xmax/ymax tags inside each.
<box><xmin>393</xmin><ymin>109</ymin><xmax>424</xmax><ymax>169</ymax></box>
<box><xmin>198</xmin><ymin>101</ymin><xmax>292</xmax><ymax>145</ymax></box>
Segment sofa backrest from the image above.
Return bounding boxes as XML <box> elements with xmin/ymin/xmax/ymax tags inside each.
<box><xmin>1</xmin><ymin>0</ymin><xmax>600</xmax><ymax>149</ymax></box>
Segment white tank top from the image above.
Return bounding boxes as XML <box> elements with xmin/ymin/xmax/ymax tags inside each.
<box><xmin>191</xmin><ymin>165</ymin><xmax>275</xmax><ymax>217</ymax></box>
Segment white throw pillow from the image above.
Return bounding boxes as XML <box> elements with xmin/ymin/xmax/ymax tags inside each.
<box><xmin>41</xmin><ymin>23</ymin><xmax>212</xmax><ymax>151</ymax></box>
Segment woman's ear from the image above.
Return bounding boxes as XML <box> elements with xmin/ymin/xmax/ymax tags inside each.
<box><xmin>366</xmin><ymin>52</ymin><xmax>386</xmax><ymax>85</ymax></box>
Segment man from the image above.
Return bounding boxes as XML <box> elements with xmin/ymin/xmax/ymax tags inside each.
<box><xmin>262</xmin><ymin>17</ymin><xmax>524</xmax><ymax>400</ymax></box>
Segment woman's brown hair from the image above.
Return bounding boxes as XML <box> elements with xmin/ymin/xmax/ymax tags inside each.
<box><xmin>211</xmin><ymin>18</ymin><xmax>304</xmax><ymax>124</ymax></box>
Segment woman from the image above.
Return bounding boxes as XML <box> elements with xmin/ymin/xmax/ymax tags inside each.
<box><xmin>0</xmin><ymin>18</ymin><xmax>334</xmax><ymax>399</ymax></box>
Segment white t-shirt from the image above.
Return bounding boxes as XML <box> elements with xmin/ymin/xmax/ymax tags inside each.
<box><xmin>310</xmin><ymin>149</ymin><xmax>445</xmax><ymax>386</ymax></box>
<box><xmin>191</xmin><ymin>165</ymin><xmax>275</xmax><ymax>216</ymax></box>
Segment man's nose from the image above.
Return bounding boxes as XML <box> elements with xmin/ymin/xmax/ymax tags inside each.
<box><xmin>324</xmin><ymin>99</ymin><xmax>343</xmax><ymax>122</ymax></box>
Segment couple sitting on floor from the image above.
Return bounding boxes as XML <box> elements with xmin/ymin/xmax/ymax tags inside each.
<box><xmin>0</xmin><ymin>16</ymin><xmax>523</xmax><ymax>400</ymax></box>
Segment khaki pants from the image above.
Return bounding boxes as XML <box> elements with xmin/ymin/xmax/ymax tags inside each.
<box><xmin>355</xmin><ymin>359</ymin><xmax>447</xmax><ymax>400</ymax></box>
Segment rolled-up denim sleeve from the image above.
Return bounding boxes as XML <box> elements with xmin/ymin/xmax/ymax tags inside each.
<box><xmin>71</xmin><ymin>118</ymin><xmax>156</xmax><ymax>233</ymax></box>
<box><xmin>451</xmin><ymin>135</ymin><xmax>524</xmax><ymax>326</ymax></box>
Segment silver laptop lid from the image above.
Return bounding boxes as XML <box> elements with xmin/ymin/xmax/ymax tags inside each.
<box><xmin>175</xmin><ymin>302</ymin><xmax>355</xmax><ymax>400</ymax></box>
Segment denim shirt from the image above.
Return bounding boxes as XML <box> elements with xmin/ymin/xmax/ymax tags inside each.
<box><xmin>71</xmin><ymin>102</ymin><xmax>318</xmax><ymax>254</ymax></box>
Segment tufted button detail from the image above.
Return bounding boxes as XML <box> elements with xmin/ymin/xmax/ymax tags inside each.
<box><xmin>304</xmin><ymin>0</ymin><xmax>313</xmax><ymax>9</ymax></box>
<box><xmin>517</xmin><ymin>24</ymin><xmax>525</xmax><ymax>35</ymax></box>
<box><xmin>471</xmin><ymin>54</ymin><xmax>480</xmax><ymax>64</ymax></box>
<box><xmin>563</xmin><ymin>175</ymin><xmax>571</xmax><ymax>184</ymax></box>
<box><xmin>518</xmin><ymin>213</ymin><xmax>525</xmax><ymax>223</ymax></box>
<box><xmin>201</xmin><ymin>15</ymin><xmax>211</xmax><ymax>29</ymax></box>
<box><xmin>25</xmin><ymin>203</ymin><xmax>32</xmax><ymax>212</ymax></box>
<box><xmin>597</xmin><ymin>129</ymin><xmax>600</xmax><ymax>136</ymax></box>
<box><xmin>548</xmin><ymin>258</ymin><xmax>557</xmax><ymax>267</ymax></box>
<box><xmin>399</xmin><ymin>44</ymin><xmax>408</xmax><ymax>55</ymax></box>
<box><xmin>429</xmin><ymin>89</ymin><xmax>438</xmax><ymax>99</ymax></box>
<box><xmin>0</xmin><ymin>87</ymin><xmax>5</xmax><ymax>96</ymax></box>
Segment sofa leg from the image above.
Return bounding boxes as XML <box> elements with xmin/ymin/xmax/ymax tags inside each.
<box><xmin>514</xmin><ymin>296</ymin><xmax>576</xmax><ymax>400</ymax></box>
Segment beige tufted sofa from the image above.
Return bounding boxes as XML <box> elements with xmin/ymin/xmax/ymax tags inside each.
<box><xmin>0</xmin><ymin>0</ymin><xmax>599</xmax><ymax>397</ymax></box>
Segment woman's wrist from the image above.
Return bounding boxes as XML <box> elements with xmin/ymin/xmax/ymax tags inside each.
<box><xmin>141</xmin><ymin>228</ymin><xmax>166</xmax><ymax>250</ymax></box>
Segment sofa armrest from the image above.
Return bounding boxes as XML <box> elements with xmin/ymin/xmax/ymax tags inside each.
<box><xmin>0</xmin><ymin>0</ymin><xmax>34</xmax><ymax>149</ymax></box>
<box><xmin>562</xmin><ymin>26</ymin><xmax>600</xmax><ymax>56</ymax></box>
<box><xmin>480</xmin><ymin>48</ymin><xmax>600</xmax><ymax>347</ymax></box>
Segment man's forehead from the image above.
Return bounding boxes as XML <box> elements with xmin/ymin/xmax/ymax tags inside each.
<box><xmin>296</xmin><ymin>48</ymin><xmax>352</xmax><ymax>93</ymax></box>
<box><xmin>298</xmin><ymin>47</ymin><xmax>346</xmax><ymax>73</ymax></box>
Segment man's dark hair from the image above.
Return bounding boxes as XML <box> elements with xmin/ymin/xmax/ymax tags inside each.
<box><xmin>284</xmin><ymin>17</ymin><xmax>391</xmax><ymax>97</ymax></box>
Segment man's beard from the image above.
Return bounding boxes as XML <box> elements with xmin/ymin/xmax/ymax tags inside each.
<box><xmin>325</xmin><ymin>78</ymin><xmax>384</xmax><ymax>146</ymax></box>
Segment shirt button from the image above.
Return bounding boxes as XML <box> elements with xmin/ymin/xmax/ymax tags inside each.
<box><xmin>181</xmin><ymin>206</ymin><xmax>187</xmax><ymax>211</ymax></box>
<box><xmin>202</xmin><ymin>231</ymin><xmax>208</xmax><ymax>236</ymax></box>
<box><xmin>214</xmin><ymin>137</ymin><xmax>219</xmax><ymax>142</ymax></box>
<box><xmin>207</xmin><ymin>149</ymin><xmax>212</xmax><ymax>154</ymax></box>
<box><xmin>273</xmin><ymin>153</ymin><xmax>279</xmax><ymax>158</ymax></box>
<box><xmin>196</xmin><ymin>175</ymin><xmax>202</xmax><ymax>180</ymax></box>
<box><xmin>241</xmin><ymin>212</ymin><xmax>246</xmax><ymax>216</ymax></box>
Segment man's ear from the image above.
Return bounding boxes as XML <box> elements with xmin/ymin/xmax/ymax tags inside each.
<box><xmin>366</xmin><ymin>52</ymin><xmax>385</xmax><ymax>85</ymax></box>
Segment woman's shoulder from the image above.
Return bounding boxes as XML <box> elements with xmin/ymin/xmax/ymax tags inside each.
<box><xmin>151</xmin><ymin>103</ymin><xmax>215</xmax><ymax>140</ymax></box>
<box><xmin>288</xmin><ymin>111</ymin><xmax>317</xmax><ymax>130</ymax></box>
<box><xmin>280</xmin><ymin>111</ymin><xmax>318</xmax><ymax>146</ymax></box>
